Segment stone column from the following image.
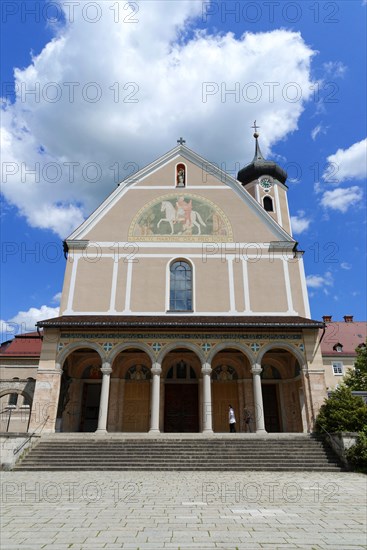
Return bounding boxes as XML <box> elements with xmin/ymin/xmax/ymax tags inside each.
<box><xmin>251</xmin><ymin>364</ymin><xmax>266</xmax><ymax>433</ymax></box>
<box><xmin>201</xmin><ymin>363</ymin><xmax>213</xmax><ymax>433</ymax></box>
<box><xmin>149</xmin><ymin>363</ymin><xmax>161</xmax><ymax>433</ymax></box>
<box><xmin>299</xmin><ymin>387</ymin><xmax>308</xmax><ymax>433</ymax></box>
<box><xmin>96</xmin><ymin>363</ymin><xmax>112</xmax><ymax>433</ymax></box>
<box><xmin>107</xmin><ymin>378</ymin><xmax>120</xmax><ymax>432</ymax></box>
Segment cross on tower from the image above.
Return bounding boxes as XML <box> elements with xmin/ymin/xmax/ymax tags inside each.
<box><xmin>251</xmin><ymin>120</ymin><xmax>260</xmax><ymax>133</ymax></box>
<box><xmin>177</xmin><ymin>137</ymin><xmax>186</xmax><ymax>145</ymax></box>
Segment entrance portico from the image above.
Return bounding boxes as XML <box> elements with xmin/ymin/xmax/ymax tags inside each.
<box><xmin>29</xmin><ymin>315</ymin><xmax>326</xmax><ymax>436</ymax></box>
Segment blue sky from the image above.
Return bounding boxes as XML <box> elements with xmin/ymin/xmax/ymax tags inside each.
<box><xmin>1</xmin><ymin>0</ymin><xmax>366</xmax><ymax>339</ymax></box>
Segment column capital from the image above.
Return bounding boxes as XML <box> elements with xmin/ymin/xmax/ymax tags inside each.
<box><xmin>201</xmin><ymin>363</ymin><xmax>212</xmax><ymax>376</ymax></box>
<box><xmin>251</xmin><ymin>364</ymin><xmax>262</xmax><ymax>375</ymax></box>
<box><xmin>151</xmin><ymin>363</ymin><xmax>162</xmax><ymax>376</ymax></box>
<box><xmin>101</xmin><ymin>362</ymin><xmax>112</xmax><ymax>375</ymax></box>
<box><xmin>301</xmin><ymin>364</ymin><xmax>309</xmax><ymax>375</ymax></box>
<box><xmin>55</xmin><ymin>363</ymin><xmax>62</xmax><ymax>374</ymax></box>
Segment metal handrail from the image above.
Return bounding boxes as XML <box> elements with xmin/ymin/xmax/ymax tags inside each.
<box><xmin>317</xmin><ymin>423</ymin><xmax>348</xmax><ymax>457</ymax></box>
<box><xmin>13</xmin><ymin>415</ymin><xmax>50</xmax><ymax>455</ymax></box>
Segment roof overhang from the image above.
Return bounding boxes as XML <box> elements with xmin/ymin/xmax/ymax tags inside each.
<box><xmin>37</xmin><ymin>315</ymin><xmax>324</xmax><ymax>330</ymax></box>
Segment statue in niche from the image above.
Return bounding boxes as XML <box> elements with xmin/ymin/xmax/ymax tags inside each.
<box><xmin>130</xmin><ymin>365</ymin><xmax>147</xmax><ymax>380</ymax></box>
<box><xmin>176</xmin><ymin>164</ymin><xmax>186</xmax><ymax>187</ymax></box>
<box><xmin>219</xmin><ymin>365</ymin><xmax>232</xmax><ymax>380</ymax></box>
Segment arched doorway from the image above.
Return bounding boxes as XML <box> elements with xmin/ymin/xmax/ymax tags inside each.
<box><xmin>57</xmin><ymin>348</ymin><xmax>102</xmax><ymax>432</ymax></box>
<box><xmin>211</xmin><ymin>348</ymin><xmax>250</xmax><ymax>432</ymax></box>
<box><xmin>163</xmin><ymin>352</ymin><xmax>199</xmax><ymax>432</ymax></box>
<box><xmin>261</xmin><ymin>348</ymin><xmax>303</xmax><ymax>432</ymax></box>
<box><xmin>113</xmin><ymin>348</ymin><xmax>152</xmax><ymax>433</ymax></box>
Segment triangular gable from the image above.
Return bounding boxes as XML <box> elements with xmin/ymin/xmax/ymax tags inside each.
<box><xmin>67</xmin><ymin>144</ymin><xmax>295</xmax><ymax>244</ymax></box>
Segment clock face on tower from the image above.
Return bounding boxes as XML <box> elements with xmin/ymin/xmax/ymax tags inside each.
<box><xmin>259</xmin><ymin>177</ymin><xmax>273</xmax><ymax>192</ymax></box>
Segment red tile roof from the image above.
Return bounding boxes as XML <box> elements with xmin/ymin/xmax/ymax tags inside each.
<box><xmin>321</xmin><ymin>322</ymin><xmax>367</xmax><ymax>356</ymax></box>
<box><xmin>0</xmin><ymin>331</ymin><xmax>42</xmax><ymax>357</ymax></box>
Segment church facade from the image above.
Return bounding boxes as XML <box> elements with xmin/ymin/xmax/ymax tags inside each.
<box><xmin>28</xmin><ymin>134</ymin><xmax>327</xmax><ymax>435</ymax></box>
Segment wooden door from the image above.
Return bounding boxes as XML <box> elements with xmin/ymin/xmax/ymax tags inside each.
<box><xmin>164</xmin><ymin>383</ymin><xmax>199</xmax><ymax>432</ymax></box>
<box><xmin>212</xmin><ymin>381</ymin><xmax>239</xmax><ymax>432</ymax></box>
<box><xmin>80</xmin><ymin>383</ymin><xmax>101</xmax><ymax>432</ymax></box>
<box><xmin>262</xmin><ymin>384</ymin><xmax>281</xmax><ymax>432</ymax></box>
<box><xmin>122</xmin><ymin>381</ymin><xmax>150</xmax><ymax>432</ymax></box>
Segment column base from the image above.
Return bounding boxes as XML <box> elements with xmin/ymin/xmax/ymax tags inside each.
<box><xmin>202</xmin><ymin>429</ymin><xmax>213</xmax><ymax>434</ymax></box>
<box><xmin>149</xmin><ymin>429</ymin><xmax>160</xmax><ymax>434</ymax></box>
<box><xmin>255</xmin><ymin>429</ymin><xmax>267</xmax><ymax>434</ymax></box>
<box><xmin>95</xmin><ymin>429</ymin><xmax>108</xmax><ymax>434</ymax></box>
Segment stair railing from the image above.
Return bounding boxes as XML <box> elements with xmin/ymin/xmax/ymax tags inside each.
<box><xmin>317</xmin><ymin>423</ymin><xmax>348</xmax><ymax>467</ymax></box>
<box><xmin>13</xmin><ymin>415</ymin><xmax>50</xmax><ymax>456</ymax></box>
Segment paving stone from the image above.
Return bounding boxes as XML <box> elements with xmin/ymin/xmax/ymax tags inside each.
<box><xmin>1</xmin><ymin>471</ymin><xmax>366</xmax><ymax>549</ymax></box>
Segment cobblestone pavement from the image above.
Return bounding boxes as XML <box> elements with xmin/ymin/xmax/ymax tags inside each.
<box><xmin>1</xmin><ymin>471</ymin><xmax>366</xmax><ymax>550</ymax></box>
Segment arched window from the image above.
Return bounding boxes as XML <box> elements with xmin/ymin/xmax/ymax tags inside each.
<box><xmin>263</xmin><ymin>196</ymin><xmax>274</xmax><ymax>212</ymax></box>
<box><xmin>166</xmin><ymin>361</ymin><xmax>196</xmax><ymax>380</ymax></box>
<box><xmin>170</xmin><ymin>260</ymin><xmax>193</xmax><ymax>311</ymax></box>
<box><xmin>8</xmin><ymin>393</ymin><xmax>18</xmax><ymax>406</ymax></box>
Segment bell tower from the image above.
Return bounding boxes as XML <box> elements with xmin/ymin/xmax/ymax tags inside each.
<box><xmin>237</xmin><ymin>122</ymin><xmax>292</xmax><ymax>235</ymax></box>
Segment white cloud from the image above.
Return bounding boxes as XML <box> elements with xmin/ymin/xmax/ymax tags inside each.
<box><xmin>1</xmin><ymin>2</ymin><xmax>317</xmax><ymax>237</ymax></box>
<box><xmin>323</xmin><ymin>139</ymin><xmax>367</xmax><ymax>183</ymax></box>
<box><xmin>290</xmin><ymin>210</ymin><xmax>311</xmax><ymax>234</ymax></box>
<box><xmin>52</xmin><ymin>292</ymin><xmax>62</xmax><ymax>304</ymax></box>
<box><xmin>0</xmin><ymin>305</ymin><xmax>59</xmax><ymax>340</ymax></box>
<box><xmin>323</xmin><ymin>61</ymin><xmax>347</xmax><ymax>78</ymax></box>
<box><xmin>320</xmin><ymin>186</ymin><xmax>363</xmax><ymax>213</ymax></box>
<box><xmin>306</xmin><ymin>271</ymin><xmax>333</xmax><ymax>290</ymax></box>
<box><xmin>311</xmin><ymin>123</ymin><xmax>327</xmax><ymax>141</ymax></box>
<box><xmin>340</xmin><ymin>262</ymin><xmax>352</xmax><ymax>270</ymax></box>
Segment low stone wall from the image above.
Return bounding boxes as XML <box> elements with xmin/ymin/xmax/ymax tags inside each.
<box><xmin>0</xmin><ymin>433</ymin><xmax>41</xmax><ymax>470</ymax></box>
<box><xmin>326</xmin><ymin>432</ymin><xmax>359</xmax><ymax>468</ymax></box>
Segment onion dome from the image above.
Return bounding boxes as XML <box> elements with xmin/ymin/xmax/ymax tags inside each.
<box><xmin>237</xmin><ymin>127</ymin><xmax>288</xmax><ymax>186</ymax></box>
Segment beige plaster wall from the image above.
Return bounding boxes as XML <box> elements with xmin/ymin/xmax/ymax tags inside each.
<box><xmin>196</xmin><ymin>260</ymin><xmax>230</xmax><ymax>311</ymax></box>
<box><xmin>288</xmin><ymin>260</ymin><xmax>306</xmax><ymax>317</ymax></box>
<box><xmin>115</xmin><ymin>259</ymin><xmax>128</xmax><ymax>312</ymax></box>
<box><xmin>59</xmin><ymin>258</ymin><xmax>73</xmax><ymax>314</ymax></box>
<box><xmin>130</xmin><ymin>259</ymin><xmax>166</xmax><ymax>311</ymax></box>
<box><xmin>73</xmin><ymin>257</ymin><xmax>114</xmax><ymax>312</ymax></box>
<box><xmin>233</xmin><ymin>260</ymin><xmax>245</xmax><ymax>311</ymax></box>
<box><xmin>277</xmin><ymin>187</ymin><xmax>292</xmax><ymax>235</ymax></box>
<box><xmin>248</xmin><ymin>259</ymin><xmax>288</xmax><ymax>312</ymax></box>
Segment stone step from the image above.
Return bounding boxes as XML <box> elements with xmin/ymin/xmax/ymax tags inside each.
<box><xmin>15</xmin><ymin>435</ymin><xmax>344</xmax><ymax>471</ymax></box>
<box><xmin>13</xmin><ymin>464</ymin><xmax>341</xmax><ymax>472</ymax></box>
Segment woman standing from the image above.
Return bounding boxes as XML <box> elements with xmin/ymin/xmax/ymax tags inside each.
<box><xmin>228</xmin><ymin>405</ymin><xmax>236</xmax><ymax>433</ymax></box>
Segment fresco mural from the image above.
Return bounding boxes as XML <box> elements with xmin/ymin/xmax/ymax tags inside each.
<box><xmin>129</xmin><ymin>194</ymin><xmax>233</xmax><ymax>242</ymax></box>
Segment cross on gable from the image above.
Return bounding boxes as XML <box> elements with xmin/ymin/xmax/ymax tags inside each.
<box><xmin>177</xmin><ymin>137</ymin><xmax>186</xmax><ymax>145</ymax></box>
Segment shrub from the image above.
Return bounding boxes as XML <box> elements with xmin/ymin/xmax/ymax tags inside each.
<box><xmin>344</xmin><ymin>341</ymin><xmax>367</xmax><ymax>391</ymax></box>
<box><xmin>346</xmin><ymin>427</ymin><xmax>367</xmax><ymax>474</ymax></box>
<box><xmin>315</xmin><ymin>385</ymin><xmax>367</xmax><ymax>433</ymax></box>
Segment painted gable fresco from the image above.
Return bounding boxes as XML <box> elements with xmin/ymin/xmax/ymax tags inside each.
<box><xmin>129</xmin><ymin>193</ymin><xmax>233</xmax><ymax>242</ymax></box>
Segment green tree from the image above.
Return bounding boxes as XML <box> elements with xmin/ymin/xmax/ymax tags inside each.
<box><xmin>346</xmin><ymin>426</ymin><xmax>367</xmax><ymax>474</ymax></box>
<box><xmin>315</xmin><ymin>385</ymin><xmax>367</xmax><ymax>433</ymax></box>
<box><xmin>344</xmin><ymin>342</ymin><xmax>367</xmax><ymax>391</ymax></box>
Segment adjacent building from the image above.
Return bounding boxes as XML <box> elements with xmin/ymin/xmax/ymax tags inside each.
<box><xmin>321</xmin><ymin>315</ymin><xmax>366</xmax><ymax>390</ymax></box>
